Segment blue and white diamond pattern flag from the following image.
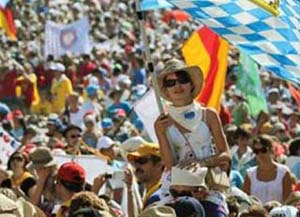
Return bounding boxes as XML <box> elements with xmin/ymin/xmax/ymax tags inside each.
<box><xmin>166</xmin><ymin>0</ymin><xmax>300</xmax><ymax>84</ymax></box>
<box><xmin>44</xmin><ymin>16</ymin><xmax>91</xmax><ymax>58</ymax></box>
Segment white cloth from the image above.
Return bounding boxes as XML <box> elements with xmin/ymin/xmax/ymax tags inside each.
<box><xmin>166</xmin><ymin>101</ymin><xmax>203</xmax><ymax>132</ymax></box>
<box><xmin>247</xmin><ymin>163</ymin><xmax>289</xmax><ymax>204</ymax></box>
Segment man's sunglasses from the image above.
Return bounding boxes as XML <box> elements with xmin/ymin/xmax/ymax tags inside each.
<box><xmin>133</xmin><ymin>157</ymin><xmax>151</xmax><ymax>165</ymax></box>
<box><xmin>253</xmin><ymin>147</ymin><xmax>268</xmax><ymax>155</ymax></box>
<box><xmin>69</xmin><ymin>134</ymin><xmax>81</xmax><ymax>139</ymax></box>
<box><xmin>163</xmin><ymin>75</ymin><xmax>191</xmax><ymax>88</ymax></box>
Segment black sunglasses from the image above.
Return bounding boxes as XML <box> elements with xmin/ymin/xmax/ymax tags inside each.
<box><xmin>169</xmin><ymin>189</ymin><xmax>193</xmax><ymax>198</ymax></box>
<box><xmin>133</xmin><ymin>157</ymin><xmax>151</xmax><ymax>165</ymax></box>
<box><xmin>163</xmin><ymin>74</ymin><xmax>191</xmax><ymax>88</ymax></box>
<box><xmin>253</xmin><ymin>147</ymin><xmax>268</xmax><ymax>155</ymax></box>
<box><xmin>12</xmin><ymin>156</ymin><xmax>24</xmax><ymax>162</ymax></box>
<box><xmin>69</xmin><ymin>134</ymin><xmax>81</xmax><ymax>139</ymax></box>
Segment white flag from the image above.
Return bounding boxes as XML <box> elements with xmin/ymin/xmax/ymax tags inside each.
<box><xmin>134</xmin><ymin>88</ymin><xmax>160</xmax><ymax>143</ymax></box>
<box><xmin>44</xmin><ymin>16</ymin><xmax>91</xmax><ymax>58</ymax></box>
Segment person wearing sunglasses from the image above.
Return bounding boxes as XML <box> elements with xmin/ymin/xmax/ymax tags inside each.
<box><xmin>1</xmin><ymin>151</ymin><xmax>36</xmax><ymax>198</ymax></box>
<box><xmin>126</xmin><ymin>142</ymin><xmax>164</xmax><ymax>210</ymax></box>
<box><xmin>154</xmin><ymin>59</ymin><xmax>230</xmax><ymax>216</ymax></box>
<box><xmin>243</xmin><ymin>134</ymin><xmax>293</xmax><ymax>204</ymax></box>
<box><xmin>63</xmin><ymin>124</ymin><xmax>98</xmax><ymax>156</ymax></box>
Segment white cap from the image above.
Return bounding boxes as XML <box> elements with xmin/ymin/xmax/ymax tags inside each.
<box><xmin>97</xmin><ymin>136</ymin><xmax>114</xmax><ymax>150</ymax></box>
<box><xmin>171</xmin><ymin>167</ymin><xmax>208</xmax><ymax>190</ymax></box>
<box><xmin>269</xmin><ymin>205</ymin><xmax>298</xmax><ymax>217</ymax></box>
<box><xmin>49</xmin><ymin>62</ymin><xmax>65</xmax><ymax>72</ymax></box>
<box><xmin>55</xmin><ymin>63</ymin><xmax>66</xmax><ymax>72</ymax></box>
<box><xmin>122</xmin><ymin>136</ymin><xmax>147</xmax><ymax>152</ymax></box>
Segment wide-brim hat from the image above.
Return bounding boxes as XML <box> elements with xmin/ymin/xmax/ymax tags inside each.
<box><xmin>27</xmin><ymin>147</ymin><xmax>57</xmax><ymax>170</ymax></box>
<box><xmin>157</xmin><ymin>59</ymin><xmax>203</xmax><ymax>101</ymax></box>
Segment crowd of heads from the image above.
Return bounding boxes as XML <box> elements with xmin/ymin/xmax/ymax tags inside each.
<box><xmin>0</xmin><ymin>0</ymin><xmax>300</xmax><ymax>216</ymax></box>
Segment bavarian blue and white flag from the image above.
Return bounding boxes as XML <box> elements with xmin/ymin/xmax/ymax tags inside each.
<box><xmin>141</xmin><ymin>0</ymin><xmax>173</xmax><ymax>11</ymax></box>
<box><xmin>0</xmin><ymin>0</ymin><xmax>10</xmax><ymax>8</ymax></box>
<box><xmin>165</xmin><ymin>0</ymin><xmax>300</xmax><ymax>84</ymax></box>
<box><xmin>44</xmin><ymin>16</ymin><xmax>91</xmax><ymax>58</ymax></box>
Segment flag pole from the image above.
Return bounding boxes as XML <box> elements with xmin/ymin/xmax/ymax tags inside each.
<box><xmin>134</xmin><ymin>0</ymin><xmax>177</xmax><ymax>163</ymax></box>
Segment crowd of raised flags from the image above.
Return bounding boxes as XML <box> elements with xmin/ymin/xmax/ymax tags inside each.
<box><xmin>0</xmin><ymin>0</ymin><xmax>299</xmax><ymax>216</ymax></box>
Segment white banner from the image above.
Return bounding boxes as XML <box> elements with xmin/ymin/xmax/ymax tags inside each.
<box><xmin>44</xmin><ymin>16</ymin><xmax>91</xmax><ymax>58</ymax></box>
<box><xmin>53</xmin><ymin>154</ymin><xmax>111</xmax><ymax>185</ymax></box>
<box><xmin>0</xmin><ymin>127</ymin><xmax>20</xmax><ymax>166</ymax></box>
<box><xmin>134</xmin><ymin>88</ymin><xmax>159</xmax><ymax>143</ymax></box>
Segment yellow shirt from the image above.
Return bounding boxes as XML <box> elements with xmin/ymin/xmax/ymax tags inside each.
<box><xmin>51</xmin><ymin>75</ymin><xmax>73</xmax><ymax>114</ymax></box>
<box><xmin>31</xmin><ymin>100</ymin><xmax>52</xmax><ymax>115</ymax></box>
<box><xmin>16</xmin><ymin>73</ymin><xmax>40</xmax><ymax>107</ymax></box>
<box><xmin>56</xmin><ymin>200</ymin><xmax>71</xmax><ymax>217</ymax></box>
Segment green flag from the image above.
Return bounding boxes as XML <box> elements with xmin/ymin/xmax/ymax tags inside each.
<box><xmin>237</xmin><ymin>52</ymin><xmax>268</xmax><ymax>118</ymax></box>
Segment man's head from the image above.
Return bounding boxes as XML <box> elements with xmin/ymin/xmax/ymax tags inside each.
<box><xmin>56</xmin><ymin>162</ymin><xmax>86</xmax><ymax>198</ymax></box>
<box><xmin>127</xmin><ymin>143</ymin><xmax>163</xmax><ymax>184</ymax></box>
<box><xmin>63</xmin><ymin>125</ymin><xmax>82</xmax><ymax>146</ymax></box>
<box><xmin>97</xmin><ymin>136</ymin><xmax>118</xmax><ymax>160</ymax></box>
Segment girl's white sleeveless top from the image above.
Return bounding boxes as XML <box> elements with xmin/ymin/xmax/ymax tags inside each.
<box><xmin>247</xmin><ymin>163</ymin><xmax>289</xmax><ymax>204</ymax></box>
<box><xmin>167</xmin><ymin>108</ymin><xmax>214</xmax><ymax>162</ymax></box>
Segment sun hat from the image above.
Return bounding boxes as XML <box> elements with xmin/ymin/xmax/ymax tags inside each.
<box><xmin>140</xmin><ymin>205</ymin><xmax>176</xmax><ymax>217</ymax></box>
<box><xmin>121</xmin><ymin>136</ymin><xmax>147</xmax><ymax>153</ymax></box>
<box><xmin>127</xmin><ymin>142</ymin><xmax>160</xmax><ymax>161</ymax></box>
<box><xmin>97</xmin><ymin>136</ymin><xmax>115</xmax><ymax>150</ymax></box>
<box><xmin>0</xmin><ymin>193</ymin><xmax>21</xmax><ymax>217</ymax></box>
<box><xmin>269</xmin><ymin>205</ymin><xmax>298</xmax><ymax>217</ymax></box>
<box><xmin>170</xmin><ymin>167</ymin><xmax>208</xmax><ymax>190</ymax></box>
<box><xmin>157</xmin><ymin>59</ymin><xmax>203</xmax><ymax>101</ymax></box>
<box><xmin>27</xmin><ymin>147</ymin><xmax>57</xmax><ymax>169</ymax></box>
<box><xmin>57</xmin><ymin>162</ymin><xmax>86</xmax><ymax>184</ymax></box>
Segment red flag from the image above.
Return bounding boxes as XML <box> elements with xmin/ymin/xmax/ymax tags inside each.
<box><xmin>182</xmin><ymin>26</ymin><xmax>229</xmax><ymax>111</ymax></box>
<box><xmin>0</xmin><ymin>6</ymin><xmax>17</xmax><ymax>40</ymax></box>
<box><xmin>288</xmin><ymin>83</ymin><xmax>300</xmax><ymax>110</ymax></box>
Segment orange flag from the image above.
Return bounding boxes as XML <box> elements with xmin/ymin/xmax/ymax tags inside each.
<box><xmin>182</xmin><ymin>26</ymin><xmax>229</xmax><ymax>111</ymax></box>
<box><xmin>0</xmin><ymin>6</ymin><xmax>17</xmax><ymax>40</ymax></box>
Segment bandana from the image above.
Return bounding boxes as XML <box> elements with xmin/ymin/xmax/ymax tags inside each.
<box><xmin>166</xmin><ymin>101</ymin><xmax>202</xmax><ymax>132</ymax></box>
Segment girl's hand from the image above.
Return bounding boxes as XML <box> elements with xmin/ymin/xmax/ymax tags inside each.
<box><xmin>154</xmin><ymin>114</ymin><xmax>173</xmax><ymax>133</ymax></box>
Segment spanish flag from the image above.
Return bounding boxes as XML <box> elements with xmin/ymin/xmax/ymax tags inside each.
<box><xmin>0</xmin><ymin>6</ymin><xmax>16</xmax><ymax>40</ymax></box>
<box><xmin>182</xmin><ymin>26</ymin><xmax>229</xmax><ymax>111</ymax></box>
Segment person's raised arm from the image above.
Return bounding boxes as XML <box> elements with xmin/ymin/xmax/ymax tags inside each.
<box><xmin>154</xmin><ymin>114</ymin><xmax>174</xmax><ymax>170</ymax></box>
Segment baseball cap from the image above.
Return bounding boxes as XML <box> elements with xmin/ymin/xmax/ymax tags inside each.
<box><xmin>57</xmin><ymin>162</ymin><xmax>86</xmax><ymax>184</ymax></box>
<box><xmin>50</xmin><ymin>62</ymin><xmax>65</xmax><ymax>72</ymax></box>
<box><xmin>86</xmin><ymin>84</ymin><xmax>99</xmax><ymax>96</ymax></box>
<box><xmin>269</xmin><ymin>205</ymin><xmax>298</xmax><ymax>217</ymax></box>
<box><xmin>97</xmin><ymin>136</ymin><xmax>114</xmax><ymax>150</ymax></box>
<box><xmin>11</xmin><ymin>110</ymin><xmax>23</xmax><ymax>119</ymax></box>
<box><xmin>127</xmin><ymin>142</ymin><xmax>160</xmax><ymax>160</ymax></box>
<box><xmin>101</xmin><ymin>118</ymin><xmax>113</xmax><ymax>129</ymax></box>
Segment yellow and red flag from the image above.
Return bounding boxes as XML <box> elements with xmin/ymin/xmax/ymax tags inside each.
<box><xmin>0</xmin><ymin>6</ymin><xmax>17</xmax><ymax>40</ymax></box>
<box><xmin>182</xmin><ymin>25</ymin><xmax>229</xmax><ymax>111</ymax></box>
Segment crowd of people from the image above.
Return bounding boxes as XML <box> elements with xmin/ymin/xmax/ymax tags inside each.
<box><xmin>0</xmin><ymin>0</ymin><xmax>300</xmax><ymax>216</ymax></box>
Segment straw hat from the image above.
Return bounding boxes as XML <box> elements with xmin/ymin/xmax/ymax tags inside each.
<box><xmin>157</xmin><ymin>59</ymin><xmax>203</xmax><ymax>101</ymax></box>
<box><xmin>140</xmin><ymin>205</ymin><xmax>176</xmax><ymax>217</ymax></box>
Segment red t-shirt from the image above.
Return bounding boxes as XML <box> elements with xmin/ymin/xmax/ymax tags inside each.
<box><xmin>0</xmin><ymin>70</ymin><xmax>17</xmax><ymax>99</ymax></box>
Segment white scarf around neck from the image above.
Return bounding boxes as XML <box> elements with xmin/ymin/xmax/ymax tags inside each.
<box><xmin>166</xmin><ymin>101</ymin><xmax>203</xmax><ymax>132</ymax></box>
